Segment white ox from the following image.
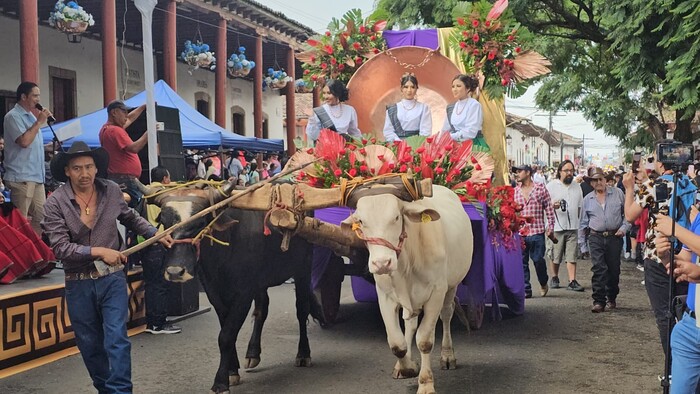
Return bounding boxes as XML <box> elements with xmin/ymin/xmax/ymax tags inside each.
<box><xmin>341</xmin><ymin>185</ymin><xmax>473</xmax><ymax>394</ymax></box>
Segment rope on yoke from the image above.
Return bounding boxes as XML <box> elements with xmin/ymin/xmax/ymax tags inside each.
<box><xmin>143</xmin><ymin>179</ymin><xmax>226</xmax><ymax>200</ymax></box>
<box><xmin>339</xmin><ymin>173</ymin><xmax>420</xmax><ymax>207</ymax></box>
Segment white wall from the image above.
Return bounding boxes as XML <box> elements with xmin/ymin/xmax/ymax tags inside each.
<box><xmin>0</xmin><ymin>14</ymin><xmax>288</xmax><ymax>147</ymax></box>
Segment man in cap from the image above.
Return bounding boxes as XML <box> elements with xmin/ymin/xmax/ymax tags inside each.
<box><xmin>514</xmin><ymin>164</ymin><xmax>556</xmax><ymax>298</ymax></box>
<box><xmin>41</xmin><ymin>141</ymin><xmax>173</xmax><ymax>393</ymax></box>
<box><xmin>579</xmin><ymin>167</ymin><xmax>629</xmax><ymax>313</ymax></box>
<box><xmin>98</xmin><ymin>100</ymin><xmax>147</xmax><ymax>207</ymax></box>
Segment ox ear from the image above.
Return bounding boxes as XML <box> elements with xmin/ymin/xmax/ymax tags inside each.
<box><xmin>403</xmin><ymin>207</ymin><xmax>440</xmax><ymax>223</ymax></box>
<box><xmin>211</xmin><ymin>218</ymin><xmax>239</xmax><ymax>232</ymax></box>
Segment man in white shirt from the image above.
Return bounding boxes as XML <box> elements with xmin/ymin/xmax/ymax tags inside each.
<box><xmin>533</xmin><ymin>166</ymin><xmax>547</xmax><ymax>184</ymax></box>
<box><xmin>546</xmin><ymin>160</ymin><xmax>585</xmax><ymax>291</ymax></box>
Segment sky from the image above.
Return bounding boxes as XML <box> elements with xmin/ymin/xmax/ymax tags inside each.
<box><xmin>253</xmin><ymin>0</ymin><xmax>621</xmax><ymax>161</ymax></box>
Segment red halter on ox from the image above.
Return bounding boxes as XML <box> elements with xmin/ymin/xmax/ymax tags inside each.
<box><xmin>352</xmin><ymin>220</ymin><xmax>408</xmax><ymax>258</ymax></box>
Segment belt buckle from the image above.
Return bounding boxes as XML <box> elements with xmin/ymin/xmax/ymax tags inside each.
<box><xmin>602</xmin><ymin>231</ymin><xmax>610</xmax><ymax>237</ymax></box>
<box><xmin>89</xmin><ymin>270</ymin><xmax>100</xmax><ymax>280</ymax></box>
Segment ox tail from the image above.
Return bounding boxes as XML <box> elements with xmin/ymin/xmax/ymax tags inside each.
<box><xmin>453</xmin><ymin>297</ymin><xmax>471</xmax><ymax>333</ymax></box>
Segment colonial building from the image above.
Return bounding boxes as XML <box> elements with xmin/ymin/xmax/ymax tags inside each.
<box><xmin>0</xmin><ymin>0</ymin><xmax>316</xmax><ymax>153</ymax></box>
<box><xmin>506</xmin><ymin>113</ymin><xmax>582</xmax><ymax>168</ymax></box>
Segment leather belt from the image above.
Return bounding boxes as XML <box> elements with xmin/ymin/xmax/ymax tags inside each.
<box><xmin>590</xmin><ymin>229</ymin><xmax>616</xmax><ymax>237</ymax></box>
<box><xmin>65</xmin><ymin>263</ymin><xmax>124</xmax><ymax>281</ymax></box>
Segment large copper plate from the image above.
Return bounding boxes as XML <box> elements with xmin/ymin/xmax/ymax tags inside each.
<box><xmin>347</xmin><ymin>46</ymin><xmax>462</xmax><ymax>140</ymax></box>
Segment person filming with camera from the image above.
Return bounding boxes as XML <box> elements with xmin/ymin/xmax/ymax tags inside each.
<box><xmin>579</xmin><ymin>167</ymin><xmax>630</xmax><ymax>313</ymax></box>
<box><xmin>654</xmin><ymin>210</ymin><xmax>700</xmax><ymax>393</ymax></box>
<box><xmin>546</xmin><ymin>160</ymin><xmax>585</xmax><ymax>291</ymax></box>
<box><xmin>623</xmin><ymin>140</ymin><xmax>697</xmax><ymax>371</ymax></box>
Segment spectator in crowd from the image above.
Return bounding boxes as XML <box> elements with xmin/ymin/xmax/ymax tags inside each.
<box><xmin>654</xmin><ymin>212</ymin><xmax>700</xmax><ymax>393</ymax></box>
<box><xmin>42</xmin><ymin>142</ymin><xmax>173</xmax><ymax>393</ymax></box>
<box><xmin>98</xmin><ymin>100</ymin><xmax>148</xmax><ymax>208</ymax></box>
<box><xmin>225</xmin><ymin>151</ymin><xmax>244</xmax><ymax>180</ymax></box>
<box><xmin>623</xmin><ymin>140</ymin><xmax>697</xmax><ymax>358</ymax></box>
<box><xmin>546</xmin><ymin>160</ymin><xmax>585</xmax><ymax>292</ymax></box>
<box><xmin>269</xmin><ymin>153</ymin><xmax>282</xmax><ymax>176</ymax></box>
<box><xmin>142</xmin><ymin>165</ymin><xmax>181</xmax><ymax>335</ymax></box>
<box><xmin>248</xmin><ymin>163</ymin><xmax>260</xmax><ymax>185</ymax></box>
<box><xmin>579</xmin><ymin>167</ymin><xmax>629</xmax><ymax>313</ymax></box>
<box><xmin>3</xmin><ymin>81</ymin><xmax>52</xmax><ymax>234</ymax></box>
<box><xmin>514</xmin><ymin>164</ymin><xmax>556</xmax><ymax>298</ymax></box>
<box><xmin>580</xmin><ymin>167</ymin><xmax>595</xmax><ymax>197</ymax></box>
<box><xmin>532</xmin><ymin>165</ymin><xmax>547</xmax><ymax>184</ymax></box>
<box><xmin>260</xmin><ymin>162</ymin><xmax>270</xmax><ymax>180</ymax></box>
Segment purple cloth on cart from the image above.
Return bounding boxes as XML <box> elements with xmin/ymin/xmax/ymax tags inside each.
<box><xmin>313</xmin><ymin>203</ymin><xmax>525</xmax><ymax>321</ymax></box>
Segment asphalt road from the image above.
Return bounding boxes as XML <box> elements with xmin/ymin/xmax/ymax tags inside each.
<box><xmin>1</xmin><ymin>258</ymin><xmax>664</xmax><ymax>393</ymax></box>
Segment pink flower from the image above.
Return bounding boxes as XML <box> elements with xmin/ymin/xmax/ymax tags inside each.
<box><xmin>436</xmin><ymin>167</ymin><xmax>445</xmax><ymax>174</ymax></box>
<box><xmin>400</xmin><ymin>164</ymin><xmax>407</xmax><ymax>172</ymax></box>
<box><xmin>360</xmin><ymin>165</ymin><xmax>368</xmax><ymax>172</ymax></box>
<box><xmin>325</xmin><ymin>31</ymin><xmax>331</xmax><ymax>37</ymax></box>
<box><xmin>472</xmin><ymin>34</ymin><xmax>480</xmax><ymax>43</ymax></box>
<box><xmin>359</xmin><ymin>148</ymin><xmax>367</xmax><ymax>155</ymax></box>
<box><xmin>348</xmin><ymin>168</ymin><xmax>357</xmax><ymax>177</ymax></box>
<box><xmin>426</xmin><ymin>136</ymin><xmax>434</xmax><ymax>143</ymax></box>
<box><xmin>353</xmin><ymin>42</ymin><xmax>361</xmax><ymax>50</ymax></box>
<box><xmin>515</xmin><ymin>47</ymin><xmax>522</xmax><ymax>53</ymax></box>
<box><xmin>359</xmin><ymin>26</ymin><xmax>367</xmax><ymax>34</ymax></box>
<box><xmin>306</xmin><ymin>148</ymin><xmax>314</xmax><ymax>154</ymax></box>
<box><xmin>472</xmin><ymin>19</ymin><xmax>479</xmax><ymax>28</ymax></box>
<box><xmin>457</xmin><ymin>17</ymin><xmax>465</xmax><ymax>26</ymax></box>
<box><xmin>334</xmin><ymin>169</ymin><xmax>342</xmax><ymax>176</ymax></box>
<box><xmin>416</xmin><ymin>147</ymin><xmax>425</xmax><ymax>154</ymax></box>
<box><xmin>485</xmin><ymin>20</ymin><xmax>491</xmax><ymax>27</ymax></box>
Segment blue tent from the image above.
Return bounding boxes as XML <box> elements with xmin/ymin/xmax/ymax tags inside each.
<box><xmin>41</xmin><ymin>80</ymin><xmax>284</xmax><ymax>152</ymax></box>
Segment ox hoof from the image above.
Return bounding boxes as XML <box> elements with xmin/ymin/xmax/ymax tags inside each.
<box><xmin>210</xmin><ymin>385</ymin><xmax>230</xmax><ymax>394</ymax></box>
<box><xmin>440</xmin><ymin>355</ymin><xmax>457</xmax><ymax>370</ymax></box>
<box><xmin>229</xmin><ymin>374</ymin><xmax>241</xmax><ymax>386</ymax></box>
<box><xmin>295</xmin><ymin>357</ymin><xmax>312</xmax><ymax>367</ymax></box>
<box><xmin>417</xmin><ymin>384</ymin><xmax>436</xmax><ymax>394</ymax></box>
<box><xmin>244</xmin><ymin>357</ymin><xmax>260</xmax><ymax>369</ymax></box>
<box><xmin>392</xmin><ymin>362</ymin><xmax>419</xmax><ymax>379</ymax></box>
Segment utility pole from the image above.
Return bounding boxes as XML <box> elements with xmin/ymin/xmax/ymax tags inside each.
<box><xmin>536</xmin><ymin>110</ymin><xmax>565</xmax><ymax>167</ymax></box>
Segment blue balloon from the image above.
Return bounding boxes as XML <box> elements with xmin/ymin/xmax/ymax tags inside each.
<box><xmin>67</xmin><ymin>1</ymin><xmax>79</xmax><ymax>9</ymax></box>
<box><xmin>201</xmin><ymin>44</ymin><xmax>210</xmax><ymax>52</ymax></box>
<box><xmin>239</xmin><ymin>46</ymin><xmax>246</xmax><ymax>53</ymax></box>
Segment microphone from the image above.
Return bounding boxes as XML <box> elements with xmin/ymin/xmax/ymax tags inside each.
<box><xmin>35</xmin><ymin>103</ymin><xmax>56</xmax><ymax>124</ymax></box>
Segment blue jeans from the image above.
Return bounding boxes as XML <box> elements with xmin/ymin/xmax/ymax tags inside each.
<box><xmin>65</xmin><ymin>271</ymin><xmax>132</xmax><ymax>394</ymax></box>
<box><xmin>522</xmin><ymin>233</ymin><xmax>548</xmax><ymax>293</ymax></box>
<box><xmin>671</xmin><ymin>313</ymin><xmax>700</xmax><ymax>394</ymax></box>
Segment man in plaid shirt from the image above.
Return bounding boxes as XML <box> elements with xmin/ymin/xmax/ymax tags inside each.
<box><xmin>514</xmin><ymin>164</ymin><xmax>556</xmax><ymax>298</ymax></box>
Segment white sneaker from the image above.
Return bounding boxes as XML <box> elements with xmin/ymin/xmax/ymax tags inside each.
<box><xmin>624</xmin><ymin>252</ymin><xmax>631</xmax><ymax>259</ymax></box>
<box><xmin>636</xmin><ymin>264</ymin><xmax>645</xmax><ymax>272</ymax></box>
<box><xmin>641</xmin><ymin>280</ymin><xmax>645</xmax><ymax>285</ymax></box>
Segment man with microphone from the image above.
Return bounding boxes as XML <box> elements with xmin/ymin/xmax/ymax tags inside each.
<box><xmin>2</xmin><ymin>81</ymin><xmax>53</xmax><ymax>235</ymax></box>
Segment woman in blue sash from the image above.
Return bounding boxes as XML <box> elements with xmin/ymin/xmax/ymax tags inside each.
<box><xmin>306</xmin><ymin>79</ymin><xmax>362</xmax><ymax>142</ymax></box>
<box><xmin>383</xmin><ymin>73</ymin><xmax>432</xmax><ymax>142</ymax></box>
<box><xmin>442</xmin><ymin>74</ymin><xmax>489</xmax><ymax>151</ymax></box>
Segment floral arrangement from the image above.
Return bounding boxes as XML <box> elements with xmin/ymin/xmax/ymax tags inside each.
<box><xmin>450</xmin><ymin>0</ymin><xmax>550</xmax><ymax>99</ymax></box>
<box><xmin>296</xmin><ymin>9</ymin><xmax>387</xmax><ymax>85</ymax></box>
<box><xmin>292</xmin><ymin>130</ymin><xmax>494</xmax><ymax>191</ymax></box>
<box><xmin>227</xmin><ymin>46</ymin><xmax>255</xmax><ymax>77</ymax></box>
<box><xmin>462</xmin><ymin>180</ymin><xmax>524</xmax><ymax>249</ymax></box>
<box><xmin>295</xmin><ymin>79</ymin><xmax>314</xmax><ymax>93</ymax></box>
<box><xmin>49</xmin><ymin>0</ymin><xmax>95</xmax><ymax>33</ymax></box>
<box><xmin>181</xmin><ymin>40</ymin><xmax>216</xmax><ymax>71</ymax></box>
<box><xmin>263</xmin><ymin>68</ymin><xmax>292</xmax><ymax>90</ymax></box>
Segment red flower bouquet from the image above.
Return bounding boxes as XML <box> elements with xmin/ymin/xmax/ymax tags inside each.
<box><xmin>296</xmin><ymin>9</ymin><xmax>387</xmax><ymax>85</ymax></box>
<box><xmin>462</xmin><ymin>180</ymin><xmax>524</xmax><ymax>250</ymax></box>
<box><xmin>451</xmin><ymin>0</ymin><xmax>550</xmax><ymax>99</ymax></box>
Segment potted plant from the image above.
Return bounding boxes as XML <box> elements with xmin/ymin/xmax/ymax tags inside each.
<box><xmin>227</xmin><ymin>46</ymin><xmax>256</xmax><ymax>77</ymax></box>
<box><xmin>294</xmin><ymin>79</ymin><xmax>314</xmax><ymax>93</ymax></box>
<box><xmin>263</xmin><ymin>68</ymin><xmax>292</xmax><ymax>90</ymax></box>
<box><xmin>49</xmin><ymin>0</ymin><xmax>95</xmax><ymax>34</ymax></box>
<box><xmin>180</xmin><ymin>40</ymin><xmax>216</xmax><ymax>71</ymax></box>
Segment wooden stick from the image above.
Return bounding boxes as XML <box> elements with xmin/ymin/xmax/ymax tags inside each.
<box><xmin>121</xmin><ymin>160</ymin><xmax>318</xmax><ymax>257</ymax></box>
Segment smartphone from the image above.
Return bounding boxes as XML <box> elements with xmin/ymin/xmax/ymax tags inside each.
<box><xmin>632</xmin><ymin>152</ymin><xmax>641</xmax><ymax>173</ymax></box>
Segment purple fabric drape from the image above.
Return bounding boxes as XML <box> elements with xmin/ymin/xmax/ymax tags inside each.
<box><xmin>383</xmin><ymin>30</ymin><xmax>439</xmax><ymax>50</ymax></box>
<box><xmin>313</xmin><ymin>203</ymin><xmax>525</xmax><ymax>320</ymax></box>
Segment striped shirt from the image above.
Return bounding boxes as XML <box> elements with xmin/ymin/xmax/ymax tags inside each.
<box><xmin>41</xmin><ymin>178</ymin><xmax>156</xmax><ymax>273</ymax></box>
<box><xmin>515</xmin><ymin>182</ymin><xmax>555</xmax><ymax>236</ymax></box>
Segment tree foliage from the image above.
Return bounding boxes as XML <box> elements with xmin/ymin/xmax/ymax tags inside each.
<box><xmin>374</xmin><ymin>0</ymin><xmax>700</xmax><ymax>148</ymax></box>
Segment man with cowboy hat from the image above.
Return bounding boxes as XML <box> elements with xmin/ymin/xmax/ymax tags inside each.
<box><xmin>41</xmin><ymin>141</ymin><xmax>173</xmax><ymax>393</ymax></box>
<box><xmin>579</xmin><ymin>167</ymin><xmax>629</xmax><ymax>313</ymax></box>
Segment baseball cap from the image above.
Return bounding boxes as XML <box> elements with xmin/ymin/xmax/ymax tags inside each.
<box><xmin>512</xmin><ymin>164</ymin><xmax>533</xmax><ymax>173</ymax></box>
<box><xmin>106</xmin><ymin>100</ymin><xmax>134</xmax><ymax>113</ymax></box>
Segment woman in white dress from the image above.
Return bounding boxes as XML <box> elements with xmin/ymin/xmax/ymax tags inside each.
<box><xmin>442</xmin><ymin>74</ymin><xmax>488</xmax><ymax>151</ymax></box>
<box><xmin>305</xmin><ymin>79</ymin><xmax>362</xmax><ymax>142</ymax></box>
<box><xmin>383</xmin><ymin>73</ymin><xmax>432</xmax><ymax>142</ymax></box>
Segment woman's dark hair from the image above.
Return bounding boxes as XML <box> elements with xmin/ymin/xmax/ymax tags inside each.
<box><xmin>326</xmin><ymin>79</ymin><xmax>349</xmax><ymax>102</ymax></box>
<box><xmin>557</xmin><ymin>159</ymin><xmax>575</xmax><ymax>179</ymax></box>
<box><xmin>452</xmin><ymin>74</ymin><xmax>479</xmax><ymax>92</ymax></box>
<box><xmin>400</xmin><ymin>74</ymin><xmax>419</xmax><ymax>88</ymax></box>
<box><xmin>16</xmin><ymin>81</ymin><xmax>38</xmax><ymax>101</ymax></box>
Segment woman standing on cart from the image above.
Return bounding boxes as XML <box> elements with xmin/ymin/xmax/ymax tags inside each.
<box><xmin>442</xmin><ymin>74</ymin><xmax>489</xmax><ymax>152</ymax></box>
<box><xmin>382</xmin><ymin>73</ymin><xmax>433</xmax><ymax>142</ymax></box>
<box><xmin>306</xmin><ymin>79</ymin><xmax>362</xmax><ymax>142</ymax></box>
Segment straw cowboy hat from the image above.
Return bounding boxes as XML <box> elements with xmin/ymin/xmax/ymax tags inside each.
<box><xmin>50</xmin><ymin>141</ymin><xmax>109</xmax><ymax>183</ymax></box>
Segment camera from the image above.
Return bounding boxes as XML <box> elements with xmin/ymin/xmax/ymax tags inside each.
<box><xmin>657</xmin><ymin>142</ymin><xmax>693</xmax><ymax>171</ymax></box>
<box><xmin>559</xmin><ymin>199</ymin><xmax>568</xmax><ymax>212</ymax></box>
<box><xmin>650</xmin><ymin>181</ymin><xmax>670</xmax><ymax>215</ymax></box>
<box><xmin>632</xmin><ymin>152</ymin><xmax>641</xmax><ymax>174</ymax></box>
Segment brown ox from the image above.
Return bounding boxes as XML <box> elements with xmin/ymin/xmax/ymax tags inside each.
<box><xmin>341</xmin><ymin>185</ymin><xmax>473</xmax><ymax>394</ymax></box>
